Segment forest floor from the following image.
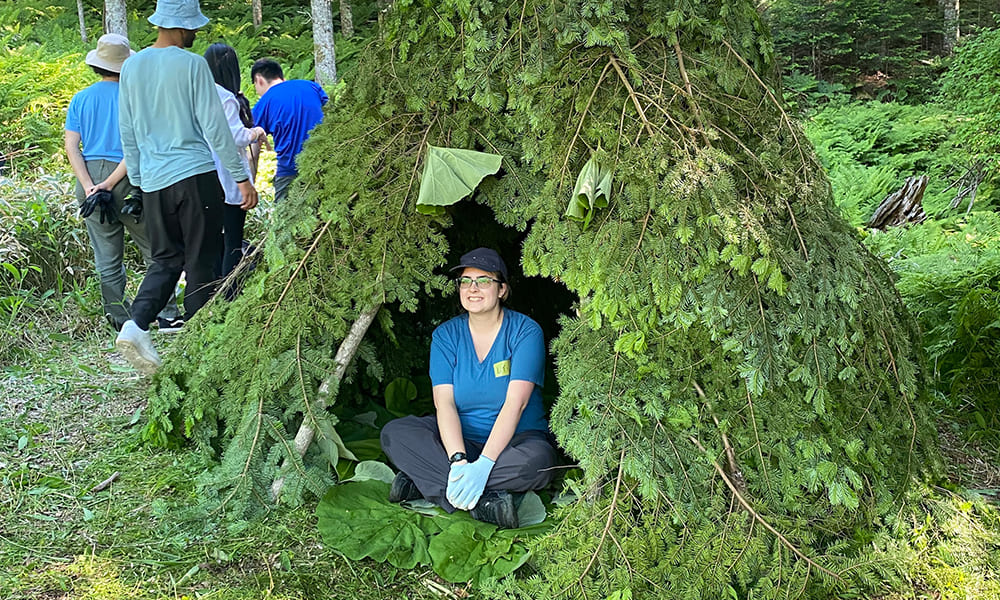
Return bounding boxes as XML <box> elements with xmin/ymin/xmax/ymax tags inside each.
<box><xmin>2</xmin><ymin>312</ymin><xmax>999</xmax><ymax>599</ymax></box>
<box><xmin>0</xmin><ymin>318</ymin><xmax>466</xmax><ymax>600</ymax></box>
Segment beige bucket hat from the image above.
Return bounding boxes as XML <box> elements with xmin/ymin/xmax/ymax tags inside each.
<box><xmin>85</xmin><ymin>33</ymin><xmax>135</xmax><ymax>74</ymax></box>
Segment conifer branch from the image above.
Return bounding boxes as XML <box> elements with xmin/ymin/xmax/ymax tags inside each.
<box><xmin>263</xmin><ymin>199</ymin><xmax>352</xmax><ymax>332</ymax></box>
<box><xmin>560</xmin><ymin>59</ymin><xmax>613</xmax><ymax>188</ymax></box>
<box><xmin>218</xmin><ymin>392</ymin><xmax>267</xmax><ymax>514</ymax></box>
<box><xmin>783</xmin><ymin>199</ymin><xmax>810</xmax><ymax>261</ymax></box>
<box><xmin>271</xmin><ymin>303</ymin><xmax>382</xmax><ymax>500</ymax></box>
<box><xmin>566</xmin><ymin>449</ymin><xmax>627</xmax><ymax>595</ymax></box>
<box><xmin>609</xmin><ymin>56</ymin><xmax>656</xmax><ymax>139</ymax></box>
<box><xmin>689</xmin><ymin>436</ymin><xmax>843</xmax><ymax>582</ymax></box>
<box><xmin>719</xmin><ymin>39</ymin><xmax>806</xmax><ymax>166</ymax></box>
<box><xmin>880</xmin><ymin>328</ymin><xmax>918</xmax><ymax>487</ymax></box>
<box><xmin>745</xmin><ymin>388</ymin><xmax>772</xmax><ymax>495</ymax></box>
<box><xmin>694</xmin><ymin>381</ymin><xmax>746</xmax><ymax>496</ymax></box>
<box><xmin>671</xmin><ymin>39</ymin><xmax>709</xmax><ymax>146</ymax></box>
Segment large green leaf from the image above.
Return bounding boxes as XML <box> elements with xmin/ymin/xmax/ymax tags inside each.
<box><xmin>429</xmin><ymin>520</ymin><xmax>530</xmax><ymax>584</ymax></box>
<box><xmin>316</xmin><ymin>480</ymin><xmax>554</xmax><ymax>583</ymax></box>
<box><xmin>345</xmin><ymin>460</ymin><xmax>396</xmax><ymax>484</ymax></box>
<box><xmin>565</xmin><ymin>155</ymin><xmax>613</xmax><ymax>228</ymax></box>
<box><xmin>316</xmin><ymin>480</ymin><xmax>443</xmax><ymax>569</ymax></box>
<box><xmin>416</xmin><ymin>145</ymin><xmax>503</xmax><ymax>215</ymax></box>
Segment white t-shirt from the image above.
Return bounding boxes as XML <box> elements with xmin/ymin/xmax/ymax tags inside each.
<box><xmin>210</xmin><ymin>84</ymin><xmax>255</xmax><ymax>205</ymax></box>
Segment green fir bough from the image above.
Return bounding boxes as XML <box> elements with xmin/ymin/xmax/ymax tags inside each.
<box><xmin>145</xmin><ymin>0</ymin><xmax>940</xmax><ymax>596</ymax></box>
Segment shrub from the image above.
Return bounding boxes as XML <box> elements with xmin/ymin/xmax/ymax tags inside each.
<box><xmin>804</xmin><ymin>100</ymin><xmax>992</xmax><ymax>224</ymax></box>
<box><xmin>865</xmin><ymin>212</ymin><xmax>1000</xmax><ymax>421</ymax></box>
<box><xmin>0</xmin><ymin>41</ymin><xmax>90</xmax><ymax>174</ymax></box>
<box><xmin>940</xmin><ymin>28</ymin><xmax>1000</xmax><ymax>161</ymax></box>
<box><xmin>0</xmin><ymin>174</ymin><xmax>91</xmax><ymax>293</ymax></box>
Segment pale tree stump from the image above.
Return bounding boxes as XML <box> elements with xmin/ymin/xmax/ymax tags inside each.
<box><xmin>868</xmin><ymin>175</ymin><xmax>927</xmax><ymax>230</ymax></box>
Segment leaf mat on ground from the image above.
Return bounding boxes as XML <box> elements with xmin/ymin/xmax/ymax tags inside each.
<box><xmin>316</xmin><ymin>479</ymin><xmax>551</xmax><ymax>584</ymax></box>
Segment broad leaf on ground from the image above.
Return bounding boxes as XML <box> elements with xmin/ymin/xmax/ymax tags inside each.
<box><xmin>316</xmin><ymin>480</ymin><xmax>442</xmax><ymax>569</ymax></box>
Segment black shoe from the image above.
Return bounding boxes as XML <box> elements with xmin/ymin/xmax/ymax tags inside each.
<box><xmin>389</xmin><ymin>472</ymin><xmax>422</xmax><ymax>503</ymax></box>
<box><xmin>470</xmin><ymin>490</ymin><xmax>519</xmax><ymax>529</ymax></box>
<box><xmin>156</xmin><ymin>316</ymin><xmax>185</xmax><ymax>334</ymax></box>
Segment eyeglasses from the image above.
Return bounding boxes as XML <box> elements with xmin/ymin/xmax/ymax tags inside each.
<box><xmin>457</xmin><ymin>276</ymin><xmax>502</xmax><ymax>289</ymax></box>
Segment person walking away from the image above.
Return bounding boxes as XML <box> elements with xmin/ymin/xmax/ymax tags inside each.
<box><xmin>204</xmin><ymin>43</ymin><xmax>266</xmax><ymax>279</ymax></box>
<box><xmin>64</xmin><ymin>33</ymin><xmax>183</xmax><ymax>333</ymax></box>
<box><xmin>250</xmin><ymin>59</ymin><xmax>328</xmax><ymax>202</ymax></box>
<box><xmin>114</xmin><ymin>0</ymin><xmax>258</xmax><ymax>375</ymax></box>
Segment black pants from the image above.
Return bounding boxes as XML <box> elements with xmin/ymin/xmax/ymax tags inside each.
<box><xmin>130</xmin><ymin>172</ymin><xmax>224</xmax><ymax>329</ymax></box>
<box><xmin>381</xmin><ymin>415</ymin><xmax>557</xmax><ymax>513</ymax></box>
<box><xmin>221</xmin><ymin>203</ymin><xmax>247</xmax><ymax>278</ymax></box>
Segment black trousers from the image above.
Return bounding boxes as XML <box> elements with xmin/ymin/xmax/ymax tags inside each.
<box><xmin>130</xmin><ymin>171</ymin><xmax>224</xmax><ymax>329</ymax></box>
<box><xmin>221</xmin><ymin>203</ymin><xmax>247</xmax><ymax>278</ymax></box>
<box><xmin>380</xmin><ymin>415</ymin><xmax>557</xmax><ymax>513</ymax></box>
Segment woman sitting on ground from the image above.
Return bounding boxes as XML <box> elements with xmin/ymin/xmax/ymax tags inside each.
<box><xmin>380</xmin><ymin>248</ymin><xmax>557</xmax><ymax>529</ymax></box>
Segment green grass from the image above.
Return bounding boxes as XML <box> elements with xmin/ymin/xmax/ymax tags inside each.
<box><xmin>0</xmin><ymin>324</ymin><xmax>460</xmax><ymax>600</ymax></box>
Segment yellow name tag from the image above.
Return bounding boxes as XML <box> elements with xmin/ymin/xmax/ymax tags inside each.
<box><xmin>493</xmin><ymin>360</ymin><xmax>511</xmax><ymax>378</ymax></box>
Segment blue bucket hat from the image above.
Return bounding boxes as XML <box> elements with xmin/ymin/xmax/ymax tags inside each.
<box><xmin>449</xmin><ymin>248</ymin><xmax>509</xmax><ymax>282</ymax></box>
<box><xmin>148</xmin><ymin>0</ymin><xmax>209</xmax><ymax>30</ymax></box>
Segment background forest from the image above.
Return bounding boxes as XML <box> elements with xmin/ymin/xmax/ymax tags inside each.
<box><xmin>2</xmin><ymin>0</ymin><xmax>1000</xmax><ymax>598</ymax></box>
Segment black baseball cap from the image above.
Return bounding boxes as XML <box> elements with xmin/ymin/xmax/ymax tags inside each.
<box><xmin>449</xmin><ymin>247</ymin><xmax>508</xmax><ymax>281</ymax></box>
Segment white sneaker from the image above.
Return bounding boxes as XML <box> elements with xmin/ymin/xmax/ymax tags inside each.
<box><xmin>116</xmin><ymin>320</ymin><xmax>162</xmax><ymax>375</ymax></box>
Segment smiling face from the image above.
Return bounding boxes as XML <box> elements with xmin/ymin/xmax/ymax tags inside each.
<box><xmin>458</xmin><ymin>267</ymin><xmax>506</xmax><ymax>316</ymax></box>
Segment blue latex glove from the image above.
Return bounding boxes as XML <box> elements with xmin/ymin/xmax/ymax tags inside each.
<box><xmin>446</xmin><ymin>456</ymin><xmax>495</xmax><ymax>510</ymax></box>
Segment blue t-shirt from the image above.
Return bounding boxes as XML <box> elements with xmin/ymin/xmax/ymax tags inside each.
<box><xmin>252</xmin><ymin>80</ymin><xmax>328</xmax><ymax>178</ymax></box>
<box><xmin>65</xmin><ymin>80</ymin><xmax>125</xmax><ymax>163</ymax></box>
<box><xmin>429</xmin><ymin>309</ymin><xmax>548</xmax><ymax>443</ymax></box>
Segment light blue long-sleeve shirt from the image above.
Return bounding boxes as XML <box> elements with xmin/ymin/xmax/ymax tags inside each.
<box><xmin>119</xmin><ymin>46</ymin><xmax>248</xmax><ymax>193</ymax></box>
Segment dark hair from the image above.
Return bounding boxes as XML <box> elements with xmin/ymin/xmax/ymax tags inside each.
<box><xmin>205</xmin><ymin>43</ymin><xmax>253</xmax><ymax>128</ymax></box>
<box><xmin>91</xmin><ymin>65</ymin><xmax>118</xmax><ymax>78</ymax></box>
<box><xmin>250</xmin><ymin>58</ymin><xmax>284</xmax><ymax>83</ymax></box>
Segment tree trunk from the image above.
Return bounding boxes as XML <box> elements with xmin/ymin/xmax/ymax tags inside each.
<box><xmin>940</xmin><ymin>0</ymin><xmax>960</xmax><ymax>54</ymax></box>
<box><xmin>339</xmin><ymin>0</ymin><xmax>354</xmax><ymax>39</ymax></box>
<box><xmin>77</xmin><ymin>0</ymin><xmax>88</xmax><ymax>43</ymax></box>
<box><xmin>311</xmin><ymin>0</ymin><xmax>337</xmax><ymax>87</ymax></box>
<box><xmin>252</xmin><ymin>0</ymin><xmax>262</xmax><ymax>28</ymax></box>
<box><xmin>104</xmin><ymin>0</ymin><xmax>127</xmax><ymax>37</ymax></box>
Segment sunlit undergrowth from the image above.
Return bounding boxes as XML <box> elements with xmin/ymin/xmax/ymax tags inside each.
<box><xmin>804</xmin><ymin>98</ymin><xmax>1000</xmax><ymax>448</ymax></box>
<box><xmin>0</xmin><ymin>328</ymin><xmax>444</xmax><ymax>600</ymax></box>
<box><xmin>804</xmin><ymin>100</ymin><xmax>991</xmax><ymax>226</ymax></box>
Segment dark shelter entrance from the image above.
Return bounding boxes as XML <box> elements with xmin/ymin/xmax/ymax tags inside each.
<box><xmin>343</xmin><ymin>199</ymin><xmax>577</xmax><ymax>419</ymax></box>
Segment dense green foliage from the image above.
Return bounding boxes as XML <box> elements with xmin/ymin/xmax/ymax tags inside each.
<box><xmin>764</xmin><ymin>0</ymin><xmax>942</xmax><ymax>99</ymax></box>
<box><xmin>140</xmin><ymin>0</ymin><xmax>951</xmax><ymax>596</ymax></box>
<box><xmin>0</xmin><ymin>174</ymin><xmax>95</xmax><ymax>364</ymax></box>
<box><xmin>803</xmin><ymin>99</ymin><xmax>992</xmax><ymax>224</ymax></box>
<box><xmin>941</xmin><ymin>27</ymin><xmax>1000</xmax><ymax>161</ymax></box>
<box><xmin>866</xmin><ymin>215</ymin><xmax>1000</xmax><ymax>431</ymax></box>
<box><xmin>802</xmin><ymin>96</ymin><xmax>1000</xmax><ymax>432</ymax></box>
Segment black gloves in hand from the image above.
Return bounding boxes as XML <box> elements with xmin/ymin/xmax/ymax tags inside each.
<box><xmin>121</xmin><ymin>193</ymin><xmax>142</xmax><ymax>223</ymax></box>
<box><xmin>80</xmin><ymin>190</ymin><xmax>118</xmax><ymax>224</ymax></box>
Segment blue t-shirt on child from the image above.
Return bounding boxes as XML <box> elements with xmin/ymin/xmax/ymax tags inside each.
<box><xmin>252</xmin><ymin>79</ymin><xmax>328</xmax><ymax>178</ymax></box>
<box><xmin>65</xmin><ymin>80</ymin><xmax>125</xmax><ymax>163</ymax></box>
<box><xmin>429</xmin><ymin>309</ymin><xmax>549</xmax><ymax>443</ymax></box>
